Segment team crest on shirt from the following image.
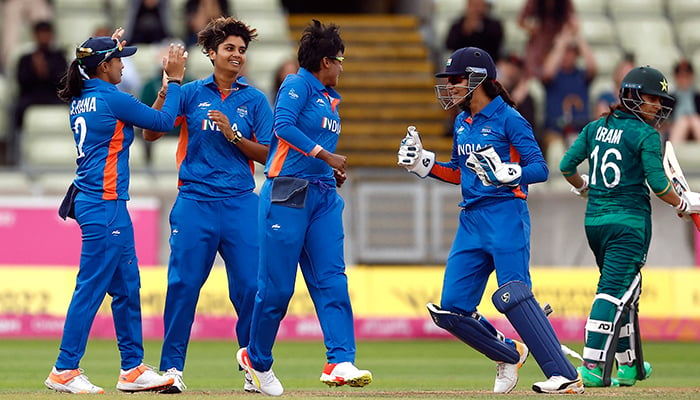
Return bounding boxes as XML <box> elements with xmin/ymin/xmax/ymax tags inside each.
<box><xmin>316</xmin><ymin>98</ymin><xmax>326</xmax><ymax>106</ymax></box>
<box><xmin>481</xmin><ymin>126</ymin><xmax>492</xmax><ymax>136</ymax></box>
<box><xmin>288</xmin><ymin>89</ymin><xmax>299</xmax><ymax>99</ymax></box>
<box><xmin>237</xmin><ymin>105</ymin><xmax>248</xmax><ymax>118</ymax></box>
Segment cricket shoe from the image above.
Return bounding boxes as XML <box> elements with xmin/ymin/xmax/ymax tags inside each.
<box><xmin>320</xmin><ymin>362</ymin><xmax>372</xmax><ymax>387</ymax></box>
<box><xmin>45</xmin><ymin>367</ymin><xmax>105</xmax><ymax>394</ymax></box>
<box><xmin>244</xmin><ymin>371</ymin><xmax>261</xmax><ymax>393</ymax></box>
<box><xmin>532</xmin><ymin>372</ymin><xmax>584</xmax><ymax>394</ymax></box>
<box><xmin>576</xmin><ymin>365</ymin><xmax>619</xmax><ymax>387</ymax></box>
<box><xmin>116</xmin><ymin>364</ymin><xmax>173</xmax><ymax>392</ymax></box>
<box><xmin>237</xmin><ymin>347</ymin><xmax>283</xmax><ymax>396</ymax></box>
<box><xmin>494</xmin><ymin>340</ymin><xmax>529</xmax><ymax>393</ymax></box>
<box><xmin>617</xmin><ymin>361</ymin><xmax>652</xmax><ymax>386</ymax></box>
<box><xmin>159</xmin><ymin>368</ymin><xmax>187</xmax><ymax>394</ymax></box>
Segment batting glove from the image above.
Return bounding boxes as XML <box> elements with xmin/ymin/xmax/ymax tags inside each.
<box><xmin>398</xmin><ymin>125</ymin><xmax>435</xmax><ymax>178</ymax></box>
<box><xmin>471</xmin><ymin>146</ymin><xmax>522</xmax><ymax>187</ymax></box>
<box><xmin>571</xmin><ymin>174</ymin><xmax>589</xmax><ymax>199</ymax></box>
<box><xmin>676</xmin><ymin>190</ymin><xmax>700</xmax><ymax>214</ymax></box>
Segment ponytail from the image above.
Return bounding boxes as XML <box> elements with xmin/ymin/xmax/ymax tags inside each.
<box><xmin>483</xmin><ymin>79</ymin><xmax>517</xmax><ymax>108</ymax></box>
<box><xmin>58</xmin><ymin>59</ymin><xmax>87</xmax><ymax>103</ymax></box>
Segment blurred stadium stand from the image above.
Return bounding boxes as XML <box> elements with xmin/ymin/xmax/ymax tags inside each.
<box><xmin>1</xmin><ymin>0</ymin><xmax>700</xmax><ymax>266</ymax></box>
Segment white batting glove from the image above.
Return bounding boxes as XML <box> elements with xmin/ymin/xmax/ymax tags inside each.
<box><xmin>676</xmin><ymin>191</ymin><xmax>700</xmax><ymax>214</ymax></box>
<box><xmin>571</xmin><ymin>174</ymin><xmax>589</xmax><ymax>199</ymax></box>
<box><xmin>471</xmin><ymin>146</ymin><xmax>522</xmax><ymax>187</ymax></box>
<box><xmin>398</xmin><ymin>125</ymin><xmax>435</xmax><ymax>178</ymax></box>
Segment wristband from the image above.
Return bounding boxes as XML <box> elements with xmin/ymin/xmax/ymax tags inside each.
<box><xmin>167</xmin><ymin>78</ymin><xmax>182</xmax><ymax>85</ymax></box>
<box><xmin>158</xmin><ymin>89</ymin><xmax>167</xmax><ymax>99</ymax></box>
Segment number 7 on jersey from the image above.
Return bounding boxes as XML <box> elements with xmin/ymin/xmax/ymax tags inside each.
<box><xmin>663</xmin><ymin>141</ymin><xmax>700</xmax><ymax>231</ymax></box>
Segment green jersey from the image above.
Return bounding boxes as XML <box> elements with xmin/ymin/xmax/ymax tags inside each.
<box><xmin>560</xmin><ymin>110</ymin><xmax>673</xmax><ymax>227</ymax></box>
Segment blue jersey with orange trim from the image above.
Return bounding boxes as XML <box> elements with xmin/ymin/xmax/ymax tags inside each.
<box><xmin>265</xmin><ymin>68</ymin><xmax>340</xmax><ymax>184</ymax></box>
<box><xmin>430</xmin><ymin>96</ymin><xmax>548</xmax><ymax>208</ymax></box>
<box><xmin>174</xmin><ymin>75</ymin><xmax>273</xmax><ymax>199</ymax></box>
<box><xmin>70</xmin><ymin>79</ymin><xmax>181</xmax><ymax>200</ymax></box>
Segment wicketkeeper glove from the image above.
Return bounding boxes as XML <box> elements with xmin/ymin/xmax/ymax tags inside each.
<box><xmin>570</xmin><ymin>174</ymin><xmax>589</xmax><ymax>199</ymax></box>
<box><xmin>397</xmin><ymin>125</ymin><xmax>435</xmax><ymax>178</ymax></box>
<box><xmin>467</xmin><ymin>145</ymin><xmax>522</xmax><ymax>187</ymax></box>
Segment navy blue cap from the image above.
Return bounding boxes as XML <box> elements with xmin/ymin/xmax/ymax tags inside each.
<box><xmin>76</xmin><ymin>36</ymin><xmax>137</xmax><ymax>69</ymax></box>
<box><xmin>435</xmin><ymin>47</ymin><xmax>496</xmax><ymax>79</ymax></box>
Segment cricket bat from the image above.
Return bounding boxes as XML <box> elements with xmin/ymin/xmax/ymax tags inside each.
<box><xmin>663</xmin><ymin>141</ymin><xmax>700</xmax><ymax>231</ymax></box>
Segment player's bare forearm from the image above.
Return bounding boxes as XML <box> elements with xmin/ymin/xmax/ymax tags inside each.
<box><xmin>236</xmin><ymin>141</ymin><xmax>269</xmax><ymax>164</ymax></box>
<box><xmin>142</xmin><ymin>90</ymin><xmax>168</xmax><ymax>141</ymax></box>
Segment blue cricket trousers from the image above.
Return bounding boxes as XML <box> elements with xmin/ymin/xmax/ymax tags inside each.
<box><xmin>160</xmin><ymin>193</ymin><xmax>259</xmax><ymax>372</ymax></box>
<box><xmin>441</xmin><ymin>198</ymin><xmax>532</xmax><ymax>315</ymax></box>
<box><xmin>56</xmin><ymin>193</ymin><xmax>143</xmax><ymax>370</ymax></box>
<box><xmin>247</xmin><ymin>178</ymin><xmax>355</xmax><ymax>371</ymax></box>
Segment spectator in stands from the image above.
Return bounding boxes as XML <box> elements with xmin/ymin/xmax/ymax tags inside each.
<box><xmin>668</xmin><ymin>59</ymin><xmax>700</xmax><ymax>143</ymax></box>
<box><xmin>124</xmin><ymin>0</ymin><xmax>173</xmax><ymax>45</ymax></box>
<box><xmin>0</xmin><ymin>0</ymin><xmax>52</xmax><ymax>73</ymax></box>
<box><xmin>497</xmin><ymin>53</ymin><xmax>539</xmax><ymax>148</ymax></box>
<box><xmin>184</xmin><ymin>0</ymin><xmax>229</xmax><ymax>47</ymax></box>
<box><xmin>13</xmin><ymin>21</ymin><xmax>67</xmax><ymax>132</ymax></box>
<box><xmin>594</xmin><ymin>52</ymin><xmax>635</xmax><ymax>118</ymax></box>
<box><xmin>445</xmin><ymin>0</ymin><xmax>503</xmax><ymax>63</ymax></box>
<box><xmin>518</xmin><ymin>0</ymin><xmax>578</xmax><ymax>79</ymax></box>
<box><xmin>541</xmin><ymin>27</ymin><xmax>596</xmax><ymax>163</ymax></box>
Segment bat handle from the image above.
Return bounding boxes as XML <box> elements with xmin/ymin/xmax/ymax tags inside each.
<box><xmin>692</xmin><ymin>214</ymin><xmax>700</xmax><ymax>232</ymax></box>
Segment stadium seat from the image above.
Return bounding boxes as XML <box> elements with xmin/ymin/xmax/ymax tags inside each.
<box><xmin>590</xmin><ymin>45</ymin><xmax>623</xmax><ymax>77</ymax></box>
<box><xmin>55</xmin><ymin>12</ymin><xmax>110</xmax><ymax>48</ymax></box>
<box><xmin>240</xmin><ymin>13</ymin><xmax>291</xmax><ymax>45</ymax></box>
<box><xmin>245</xmin><ymin>44</ymin><xmax>297</xmax><ymax>98</ymax></box>
<box><xmin>22</xmin><ymin>105</ymin><xmax>71</xmax><ymax>142</ymax></box>
<box><xmin>579</xmin><ymin>16</ymin><xmax>617</xmax><ymax>47</ymax></box>
<box><xmin>675</xmin><ymin>18</ymin><xmax>700</xmax><ymax>57</ymax></box>
<box><xmin>33</xmin><ymin>171</ymin><xmax>76</xmax><ymax>195</ymax></box>
<box><xmin>608</xmin><ymin>0</ymin><xmax>665</xmax><ymax>17</ymax></box>
<box><xmin>21</xmin><ymin>135</ymin><xmax>77</xmax><ymax>171</ymax></box>
<box><xmin>129</xmin><ymin>170</ymin><xmax>157</xmax><ymax>196</ymax></box>
<box><xmin>667</xmin><ymin>0</ymin><xmax>700</xmax><ymax>23</ymax></box>
<box><xmin>232</xmin><ymin>0</ymin><xmax>282</xmax><ymax>13</ymax></box>
<box><xmin>0</xmin><ymin>170</ymin><xmax>34</xmax><ymax>195</ymax></box>
<box><xmin>128</xmin><ymin>43</ymin><xmax>162</xmax><ymax>82</ymax></box>
<box><xmin>150</xmin><ymin>136</ymin><xmax>180</xmax><ymax>173</ymax></box>
<box><xmin>501</xmin><ymin>18</ymin><xmax>526</xmax><ymax>57</ymax></box>
<box><xmin>490</xmin><ymin>0</ymin><xmax>526</xmax><ymax>19</ymax></box>
<box><xmin>572</xmin><ymin>0</ymin><xmax>607</xmax><ymax>15</ymax></box>
<box><xmin>185</xmin><ymin>47</ymin><xmax>214</xmax><ymax>81</ymax></box>
<box><xmin>615</xmin><ymin>17</ymin><xmax>680</xmax><ymax>73</ymax></box>
<box><xmin>53</xmin><ymin>0</ymin><xmax>105</xmax><ymax>12</ymax></box>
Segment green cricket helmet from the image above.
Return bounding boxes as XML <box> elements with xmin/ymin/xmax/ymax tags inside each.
<box><xmin>619</xmin><ymin>65</ymin><xmax>675</xmax><ymax>128</ymax></box>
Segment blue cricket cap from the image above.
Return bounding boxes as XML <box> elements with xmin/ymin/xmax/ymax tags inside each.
<box><xmin>435</xmin><ymin>47</ymin><xmax>497</xmax><ymax>79</ymax></box>
<box><xmin>76</xmin><ymin>36</ymin><xmax>137</xmax><ymax>69</ymax></box>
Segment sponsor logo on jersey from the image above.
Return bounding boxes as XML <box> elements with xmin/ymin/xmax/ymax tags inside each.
<box><xmin>70</xmin><ymin>97</ymin><xmax>97</xmax><ymax>115</ymax></box>
<box><xmin>288</xmin><ymin>89</ymin><xmax>299</xmax><ymax>99</ymax></box>
<box><xmin>321</xmin><ymin>117</ymin><xmax>341</xmax><ymax>134</ymax></box>
<box><xmin>237</xmin><ymin>105</ymin><xmax>248</xmax><ymax>118</ymax></box>
<box><xmin>198</xmin><ymin>102</ymin><xmax>211</xmax><ymax>108</ymax></box>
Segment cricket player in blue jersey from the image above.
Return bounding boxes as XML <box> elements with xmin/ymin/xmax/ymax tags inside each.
<box><xmin>236</xmin><ymin>20</ymin><xmax>371</xmax><ymax>397</ymax></box>
<box><xmin>398</xmin><ymin>47</ymin><xmax>583</xmax><ymax>394</ymax></box>
<box><xmin>45</xmin><ymin>29</ymin><xmax>187</xmax><ymax>394</ymax></box>
<box><xmin>142</xmin><ymin>17</ymin><xmax>272</xmax><ymax>393</ymax></box>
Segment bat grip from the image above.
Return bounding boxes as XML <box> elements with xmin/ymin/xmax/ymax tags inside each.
<box><xmin>692</xmin><ymin>214</ymin><xmax>700</xmax><ymax>231</ymax></box>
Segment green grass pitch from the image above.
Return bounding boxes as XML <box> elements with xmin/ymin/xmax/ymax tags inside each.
<box><xmin>1</xmin><ymin>339</ymin><xmax>699</xmax><ymax>399</ymax></box>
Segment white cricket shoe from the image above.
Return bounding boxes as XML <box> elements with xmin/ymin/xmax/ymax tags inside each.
<box><xmin>494</xmin><ymin>340</ymin><xmax>529</xmax><ymax>393</ymax></box>
<box><xmin>244</xmin><ymin>371</ymin><xmax>261</xmax><ymax>393</ymax></box>
<box><xmin>532</xmin><ymin>372</ymin><xmax>584</xmax><ymax>394</ymax></box>
<box><xmin>237</xmin><ymin>347</ymin><xmax>283</xmax><ymax>396</ymax></box>
<box><xmin>320</xmin><ymin>362</ymin><xmax>373</xmax><ymax>387</ymax></box>
<box><xmin>45</xmin><ymin>367</ymin><xmax>105</xmax><ymax>394</ymax></box>
<box><xmin>116</xmin><ymin>364</ymin><xmax>174</xmax><ymax>392</ymax></box>
<box><xmin>160</xmin><ymin>368</ymin><xmax>187</xmax><ymax>394</ymax></box>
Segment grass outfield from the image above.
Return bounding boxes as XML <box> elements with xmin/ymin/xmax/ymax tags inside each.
<box><xmin>1</xmin><ymin>339</ymin><xmax>699</xmax><ymax>399</ymax></box>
